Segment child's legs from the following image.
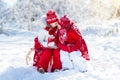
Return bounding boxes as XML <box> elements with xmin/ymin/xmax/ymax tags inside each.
<box><xmin>70</xmin><ymin>51</ymin><xmax>88</xmax><ymax>72</ymax></box>
<box><xmin>37</xmin><ymin>49</ymin><xmax>52</xmax><ymax>72</ymax></box>
<box><xmin>52</xmin><ymin>49</ymin><xmax>62</xmax><ymax>71</ymax></box>
<box><xmin>60</xmin><ymin>50</ymin><xmax>73</xmax><ymax>69</ymax></box>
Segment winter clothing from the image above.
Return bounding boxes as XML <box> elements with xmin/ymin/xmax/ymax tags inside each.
<box><xmin>33</xmin><ymin>37</ymin><xmax>62</xmax><ymax>72</ymax></box>
<box><xmin>33</xmin><ymin>10</ymin><xmax>62</xmax><ymax>72</ymax></box>
<box><xmin>45</xmin><ymin>26</ymin><xmax>58</xmax><ymax>36</ymax></box>
<box><xmin>36</xmin><ymin>47</ymin><xmax>61</xmax><ymax>72</ymax></box>
<box><xmin>33</xmin><ymin>11</ymin><xmax>90</xmax><ymax>73</ymax></box>
<box><xmin>33</xmin><ymin>37</ymin><xmax>44</xmax><ymax>67</ymax></box>
<box><xmin>46</xmin><ymin>10</ymin><xmax>58</xmax><ymax>24</ymax></box>
<box><xmin>38</xmin><ymin>67</ymin><xmax>45</xmax><ymax>73</ymax></box>
<box><xmin>60</xmin><ymin>50</ymin><xmax>88</xmax><ymax>72</ymax></box>
<box><xmin>60</xmin><ymin>15</ymin><xmax>71</xmax><ymax>27</ymax></box>
<box><xmin>56</xmin><ymin>15</ymin><xmax>90</xmax><ymax>61</ymax></box>
<box><xmin>53</xmin><ymin>15</ymin><xmax>90</xmax><ymax>71</ymax></box>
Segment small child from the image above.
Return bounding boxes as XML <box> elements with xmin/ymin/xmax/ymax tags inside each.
<box><xmin>33</xmin><ymin>10</ymin><xmax>62</xmax><ymax>73</ymax></box>
<box><xmin>56</xmin><ymin>15</ymin><xmax>90</xmax><ymax>72</ymax></box>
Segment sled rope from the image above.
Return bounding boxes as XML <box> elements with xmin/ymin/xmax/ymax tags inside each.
<box><xmin>26</xmin><ymin>48</ymin><xmax>34</xmax><ymax>65</ymax></box>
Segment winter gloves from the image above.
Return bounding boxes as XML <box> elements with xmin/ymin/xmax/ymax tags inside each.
<box><xmin>82</xmin><ymin>54</ymin><xmax>90</xmax><ymax>61</ymax></box>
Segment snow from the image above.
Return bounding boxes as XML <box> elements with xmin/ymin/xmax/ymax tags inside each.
<box><xmin>2</xmin><ymin>0</ymin><xmax>17</xmax><ymax>7</ymax></box>
<box><xmin>0</xmin><ymin>0</ymin><xmax>120</xmax><ymax>80</ymax></box>
<box><xmin>0</xmin><ymin>21</ymin><xmax>120</xmax><ymax>80</ymax></box>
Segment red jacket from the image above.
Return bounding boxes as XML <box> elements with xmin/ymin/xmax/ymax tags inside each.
<box><xmin>55</xmin><ymin>24</ymin><xmax>90</xmax><ymax>60</ymax></box>
<box><xmin>33</xmin><ymin>36</ymin><xmax>62</xmax><ymax>72</ymax></box>
<box><xmin>33</xmin><ymin>26</ymin><xmax>62</xmax><ymax>72</ymax></box>
<box><xmin>44</xmin><ymin>25</ymin><xmax>90</xmax><ymax>60</ymax></box>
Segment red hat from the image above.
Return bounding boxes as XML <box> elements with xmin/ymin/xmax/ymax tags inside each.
<box><xmin>60</xmin><ymin>15</ymin><xmax>71</xmax><ymax>27</ymax></box>
<box><xmin>46</xmin><ymin>10</ymin><xmax>58</xmax><ymax>24</ymax></box>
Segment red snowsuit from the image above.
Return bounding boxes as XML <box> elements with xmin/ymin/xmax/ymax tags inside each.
<box><xmin>33</xmin><ymin>26</ymin><xmax>62</xmax><ymax>72</ymax></box>
<box><xmin>55</xmin><ymin>23</ymin><xmax>90</xmax><ymax>60</ymax></box>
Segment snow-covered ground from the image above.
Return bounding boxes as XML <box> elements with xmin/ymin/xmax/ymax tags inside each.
<box><xmin>0</xmin><ymin>21</ymin><xmax>120</xmax><ymax>80</ymax></box>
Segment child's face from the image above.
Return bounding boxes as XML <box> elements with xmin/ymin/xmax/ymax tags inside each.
<box><xmin>50</xmin><ymin>22</ymin><xmax>58</xmax><ymax>28</ymax></box>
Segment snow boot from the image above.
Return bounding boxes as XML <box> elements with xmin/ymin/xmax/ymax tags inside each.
<box><xmin>62</xmin><ymin>67</ymin><xmax>69</xmax><ymax>71</ymax></box>
<box><xmin>53</xmin><ymin>69</ymin><xmax>60</xmax><ymax>72</ymax></box>
<box><xmin>38</xmin><ymin>68</ymin><xmax>45</xmax><ymax>74</ymax></box>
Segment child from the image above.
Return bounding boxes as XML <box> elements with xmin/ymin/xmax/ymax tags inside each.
<box><xmin>55</xmin><ymin>15</ymin><xmax>90</xmax><ymax>72</ymax></box>
<box><xmin>33</xmin><ymin>10</ymin><xmax>62</xmax><ymax>73</ymax></box>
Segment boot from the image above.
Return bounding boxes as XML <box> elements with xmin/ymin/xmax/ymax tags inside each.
<box><xmin>38</xmin><ymin>67</ymin><xmax>45</xmax><ymax>74</ymax></box>
<box><xmin>53</xmin><ymin>69</ymin><xmax>60</xmax><ymax>72</ymax></box>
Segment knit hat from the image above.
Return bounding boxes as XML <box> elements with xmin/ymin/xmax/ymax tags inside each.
<box><xmin>60</xmin><ymin>15</ymin><xmax>71</xmax><ymax>27</ymax></box>
<box><xmin>46</xmin><ymin>10</ymin><xmax>58</xmax><ymax>24</ymax></box>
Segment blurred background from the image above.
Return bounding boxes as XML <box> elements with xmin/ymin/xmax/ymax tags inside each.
<box><xmin>0</xmin><ymin>1</ymin><xmax>120</xmax><ymax>80</ymax></box>
<box><xmin>0</xmin><ymin>0</ymin><xmax>120</xmax><ymax>35</ymax></box>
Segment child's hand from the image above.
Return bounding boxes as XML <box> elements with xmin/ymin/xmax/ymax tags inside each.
<box><xmin>82</xmin><ymin>54</ymin><xmax>90</xmax><ymax>61</ymax></box>
<box><xmin>48</xmin><ymin>42</ymin><xmax>58</xmax><ymax>49</ymax></box>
